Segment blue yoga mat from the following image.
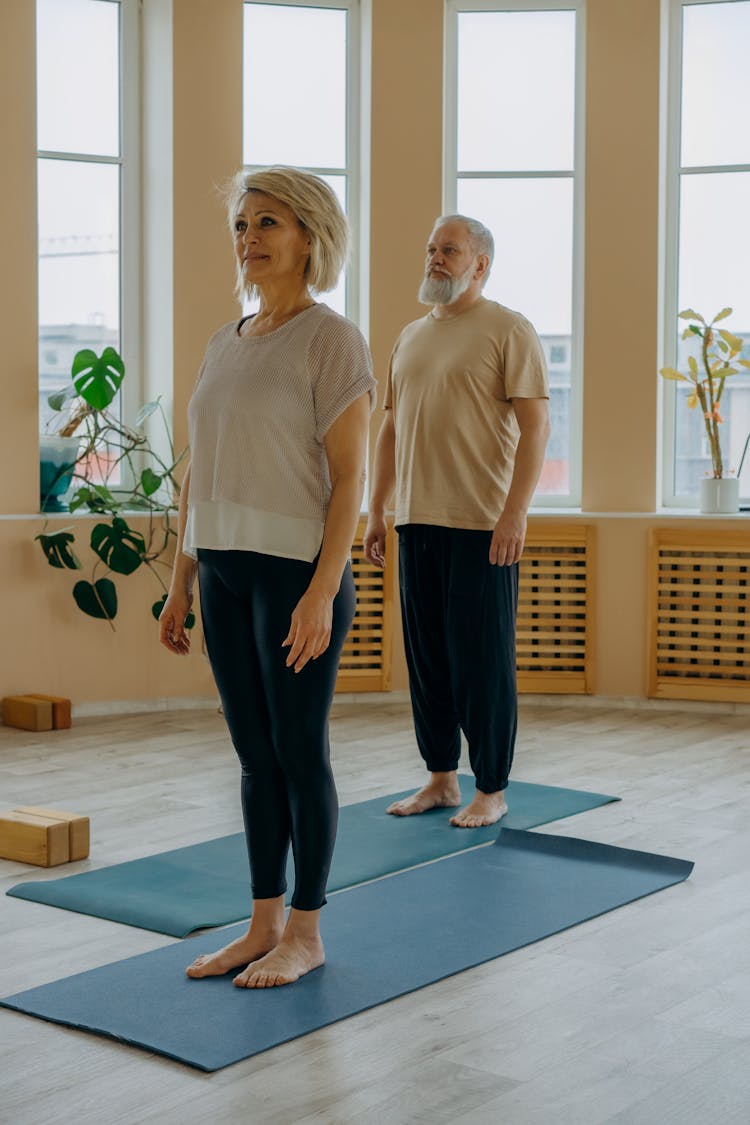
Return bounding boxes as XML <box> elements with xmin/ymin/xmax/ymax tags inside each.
<box><xmin>6</xmin><ymin>776</ymin><xmax>619</xmax><ymax>937</ymax></box>
<box><xmin>0</xmin><ymin>828</ymin><xmax>693</xmax><ymax>1071</ymax></box>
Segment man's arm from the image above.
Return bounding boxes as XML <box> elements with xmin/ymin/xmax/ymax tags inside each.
<box><xmin>489</xmin><ymin>397</ymin><xmax>551</xmax><ymax>566</ymax></box>
<box><xmin>363</xmin><ymin>409</ymin><xmax>396</xmax><ymax>568</ymax></box>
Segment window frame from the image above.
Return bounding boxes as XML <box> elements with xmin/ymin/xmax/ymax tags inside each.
<box><xmin>241</xmin><ymin>0</ymin><xmax>364</xmax><ymax>329</ymax></box>
<box><xmin>443</xmin><ymin>0</ymin><xmax>586</xmax><ymax>508</ymax></box>
<box><xmin>661</xmin><ymin>0</ymin><xmax>750</xmax><ymax>507</ymax></box>
<box><xmin>36</xmin><ymin>0</ymin><xmax>141</xmax><ymax>434</ymax></box>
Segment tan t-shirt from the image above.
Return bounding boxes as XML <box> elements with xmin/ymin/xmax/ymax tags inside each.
<box><xmin>384</xmin><ymin>298</ymin><xmax>548</xmax><ymax>530</ymax></box>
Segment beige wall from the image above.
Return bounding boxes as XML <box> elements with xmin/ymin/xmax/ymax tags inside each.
<box><xmin>1</xmin><ymin>0</ymin><xmax>745</xmax><ymax>706</ymax></box>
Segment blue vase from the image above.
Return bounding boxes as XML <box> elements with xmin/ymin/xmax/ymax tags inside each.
<box><xmin>40</xmin><ymin>436</ymin><xmax>80</xmax><ymax>512</ymax></box>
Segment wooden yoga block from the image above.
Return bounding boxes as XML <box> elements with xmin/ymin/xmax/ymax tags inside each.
<box><xmin>1</xmin><ymin>696</ymin><xmax>53</xmax><ymax>732</ymax></box>
<box><xmin>0</xmin><ymin>810</ymin><xmax>70</xmax><ymax>867</ymax></box>
<box><xmin>15</xmin><ymin>806</ymin><xmax>89</xmax><ymax>861</ymax></box>
<box><xmin>25</xmin><ymin>694</ymin><xmax>72</xmax><ymax>730</ymax></box>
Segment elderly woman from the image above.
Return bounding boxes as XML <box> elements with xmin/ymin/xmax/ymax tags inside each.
<box><xmin>159</xmin><ymin>167</ymin><xmax>375</xmax><ymax>988</ymax></box>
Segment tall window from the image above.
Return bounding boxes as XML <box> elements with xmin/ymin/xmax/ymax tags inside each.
<box><xmin>663</xmin><ymin>0</ymin><xmax>750</xmax><ymax>505</ymax></box>
<box><xmin>36</xmin><ymin>0</ymin><xmax>138</xmax><ymax>436</ymax></box>
<box><xmin>445</xmin><ymin>0</ymin><xmax>583</xmax><ymax>505</ymax></box>
<box><xmin>243</xmin><ymin>0</ymin><xmax>361</xmax><ymax>321</ymax></box>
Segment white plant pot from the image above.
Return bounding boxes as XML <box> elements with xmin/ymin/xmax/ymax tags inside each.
<box><xmin>699</xmin><ymin>477</ymin><xmax>739</xmax><ymax>514</ymax></box>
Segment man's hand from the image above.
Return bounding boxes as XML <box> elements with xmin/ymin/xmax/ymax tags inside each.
<box><xmin>363</xmin><ymin>514</ymin><xmax>387</xmax><ymax>569</ymax></box>
<box><xmin>489</xmin><ymin>510</ymin><xmax>527</xmax><ymax>566</ymax></box>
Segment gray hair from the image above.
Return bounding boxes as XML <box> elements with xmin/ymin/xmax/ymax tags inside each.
<box><xmin>225</xmin><ymin>166</ymin><xmax>349</xmax><ymax>299</ymax></box>
<box><xmin>434</xmin><ymin>213</ymin><xmax>495</xmax><ymax>277</ymax></box>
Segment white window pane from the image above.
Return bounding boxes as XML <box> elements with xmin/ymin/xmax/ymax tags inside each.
<box><xmin>675</xmin><ymin>172</ymin><xmax>750</xmax><ymax>496</ymax></box>
<box><xmin>37</xmin><ymin>0</ymin><xmax>120</xmax><ymax>157</ymax></box>
<box><xmin>678</xmin><ymin>173</ymin><xmax>750</xmax><ymax>328</ymax></box>
<box><xmin>457</xmin><ymin>11</ymin><xmax>576</xmax><ymax>172</ymax></box>
<box><xmin>243</xmin><ymin>4</ymin><xmax>347</xmax><ymax>168</ymax></box>
<box><xmin>38</xmin><ymin>159</ymin><xmax>120</xmax><ymax>328</ymax></box>
<box><xmin>457</xmin><ymin>178</ymin><xmax>573</xmax><ymax>335</ymax></box>
<box><xmin>681</xmin><ymin>1</ymin><xmax>750</xmax><ymax>168</ymax></box>
<box><xmin>457</xmin><ymin>178</ymin><xmax>573</xmax><ymax>496</ymax></box>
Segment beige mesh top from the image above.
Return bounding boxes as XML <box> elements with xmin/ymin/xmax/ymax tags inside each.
<box><xmin>184</xmin><ymin>303</ymin><xmax>375</xmax><ymax>562</ymax></box>
<box><xmin>384</xmin><ymin>298</ymin><xmax>549</xmax><ymax>530</ymax></box>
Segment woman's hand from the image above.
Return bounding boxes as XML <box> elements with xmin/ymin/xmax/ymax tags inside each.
<box><xmin>159</xmin><ymin>589</ymin><xmax>193</xmax><ymax>655</ymax></box>
<box><xmin>283</xmin><ymin>587</ymin><xmax>334</xmax><ymax>673</ymax></box>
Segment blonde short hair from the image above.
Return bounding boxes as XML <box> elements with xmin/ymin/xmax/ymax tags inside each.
<box><xmin>225</xmin><ymin>166</ymin><xmax>349</xmax><ymax>299</ymax></box>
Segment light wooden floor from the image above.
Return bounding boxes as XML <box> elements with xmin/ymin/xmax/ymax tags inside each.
<box><xmin>1</xmin><ymin>699</ymin><xmax>749</xmax><ymax>1125</ymax></box>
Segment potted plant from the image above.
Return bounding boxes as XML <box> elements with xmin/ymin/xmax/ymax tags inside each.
<box><xmin>37</xmin><ymin>346</ymin><xmax>194</xmax><ymax>632</ymax></box>
<box><xmin>660</xmin><ymin>307</ymin><xmax>750</xmax><ymax>512</ymax></box>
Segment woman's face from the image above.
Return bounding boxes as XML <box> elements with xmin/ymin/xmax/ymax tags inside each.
<box><xmin>233</xmin><ymin>191</ymin><xmax>311</xmax><ymax>290</ymax></box>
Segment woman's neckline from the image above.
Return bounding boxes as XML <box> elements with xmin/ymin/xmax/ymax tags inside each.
<box><xmin>236</xmin><ymin>302</ymin><xmax>319</xmax><ymax>340</ymax></box>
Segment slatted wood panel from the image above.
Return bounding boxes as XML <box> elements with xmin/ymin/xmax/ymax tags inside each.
<box><xmin>517</xmin><ymin>524</ymin><xmax>595</xmax><ymax>695</ymax></box>
<box><xmin>335</xmin><ymin>519</ymin><xmax>395</xmax><ymax>693</ymax></box>
<box><xmin>648</xmin><ymin>529</ymin><xmax>750</xmax><ymax>703</ymax></box>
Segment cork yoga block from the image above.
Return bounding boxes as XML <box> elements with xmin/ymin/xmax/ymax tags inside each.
<box><xmin>14</xmin><ymin>807</ymin><xmax>89</xmax><ymax>861</ymax></box>
<box><xmin>0</xmin><ymin>811</ymin><xmax>70</xmax><ymax>867</ymax></box>
<box><xmin>1</xmin><ymin>696</ymin><xmax>53</xmax><ymax>732</ymax></box>
<box><xmin>26</xmin><ymin>695</ymin><xmax>72</xmax><ymax>730</ymax></box>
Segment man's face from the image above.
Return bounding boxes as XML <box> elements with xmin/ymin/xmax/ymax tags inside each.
<box><xmin>418</xmin><ymin>221</ymin><xmax>481</xmax><ymax>306</ymax></box>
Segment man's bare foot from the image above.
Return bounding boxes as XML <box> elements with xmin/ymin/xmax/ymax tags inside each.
<box><xmin>387</xmin><ymin>774</ymin><xmax>461</xmax><ymax>816</ymax></box>
<box><xmin>186</xmin><ymin>925</ymin><xmax>283</xmax><ymax>978</ymax></box>
<box><xmin>233</xmin><ymin>934</ymin><xmax>325</xmax><ymax>989</ymax></box>
<box><xmin>449</xmin><ymin>790</ymin><xmax>508</xmax><ymax>828</ymax></box>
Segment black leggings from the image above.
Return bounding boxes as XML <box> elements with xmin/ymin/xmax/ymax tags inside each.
<box><xmin>197</xmin><ymin>549</ymin><xmax>355</xmax><ymax>911</ymax></box>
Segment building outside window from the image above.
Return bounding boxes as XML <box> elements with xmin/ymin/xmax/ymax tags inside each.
<box><xmin>444</xmin><ymin>0</ymin><xmax>584</xmax><ymax>504</ymax></box>
<box><xmin>663</xmin><ymin>0</ymin><xmax>750</xmax><ymax>504</ymax></box>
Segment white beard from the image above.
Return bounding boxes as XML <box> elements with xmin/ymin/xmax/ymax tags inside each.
<box><xmin>418</xmin><ymin>264</ymin><xmax>475</xmax><ymax>306</ymax></box>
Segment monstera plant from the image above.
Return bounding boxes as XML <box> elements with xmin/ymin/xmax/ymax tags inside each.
<box><xmin>37</xmin><ymin>346</ymin><xmax>194</xmax><ymax>632</ymax></box>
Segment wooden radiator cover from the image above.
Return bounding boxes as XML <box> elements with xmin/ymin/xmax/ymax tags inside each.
<box><xmin>335</xmin><ymin>519</ymin><xmax>395</xmax><ymax>693</ymax></box>
<box><xmin>517</xmin><ymin>524</ymin><xmax>595</xmax><ymax>695</ymax></box>
<box><xmin>648</xmin><ymin>529</ymin><xmax>750</xmax><ymax>703</ymax></box>
<box><xmin>337</xmin><ymin>521</ymin><xmax>595</xmax><ymax>696</ymax></box>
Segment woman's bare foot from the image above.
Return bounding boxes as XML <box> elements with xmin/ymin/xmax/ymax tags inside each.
<box><xmin>186</xmin><ymin>926</ymin><xmax>283</xmax><ymax>978</ymax></box>
<box><xmin>233</xmin><ymin>932</ymin><xmax>325</xmax><ymax>989</ymax></box>
<box><xmin>449</xmin><ymin>790</ymin><xmax>508</xmax><ymax>828</ymax></box>
<box><xmin>387</xmin><ymin>772</ymin><xmax>462</xmax><ymax>816</ymax></box>
<box><xmin>186</xmin><ymin>896</ymin><xmax>285</xmax><ymax>978</ymax></box>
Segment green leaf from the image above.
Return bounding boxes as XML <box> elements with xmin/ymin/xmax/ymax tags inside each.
<box><xmin>140</xmin><ymin>468</ymin><xmax>162</xmax><ymax>496</ymax></box>
<box><xmin>689</xmin><ymin>325</ymin><xmax>702</xmax><ymax>336</ymax></box>
<box><xmin>73</xmin><ymin>578</ymin><xmax>118</xmax><ymax>620</ymax></box>
<box><xmin>71</xmin><ymin>347</ymin><xmax>125</xmax><ymax>411</ymax></box>
<box><xmin>712</xmin><ymin>307</ymin><xmax>732</xmax><ymax>323</ymax></box>
<box><xmin>659</xmin><ymin>367</ymin><xmax>689</xmax><ymax>382</ymax></box>
<box><xmin>678</xmin><ymin>309</ymin><xmax>705</xmax><ymax>322</ymax></box>
<box><xmin>90</xmin><ymin>517</ymin><xmax>146</xmax><ymax>576</ymax></box>
<box><xmin>47</xmin><ymin>389</ymin><xmax>77</xmax><ymax>412</ymax></box>
<box><xmin>135</xmin><ymin>400</ymin><xmax>160</xmax><ymax>427</ymax></box>
<box><xmin>69</xmin><ymin>483</ymin><xmax>118</xmax><ymax>514</ymax></box>
<box><xmin>151</xmin><ymin>594</ymin><xmax>195</xmax><ymax>629</ymax></box>
<box><xmin>35</xmin><ymin>530</ymin><xmax>82</xmax><ymax>570</ymax></box>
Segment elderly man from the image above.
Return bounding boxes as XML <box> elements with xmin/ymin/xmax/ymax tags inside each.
<box><xmin>364</xmin><ymin>214</ymin><xmax>550</xmax><ymax>828</ymax></box>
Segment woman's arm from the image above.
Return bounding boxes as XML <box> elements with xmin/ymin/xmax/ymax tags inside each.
<box><xmin>159</xmin><ymin>462</ymin><xmax>198</xmax><ymax>655</ymax></box>
<box><xmin>283</xmin><ymin>393</ymin><xmax>371</xmax><ymax>673</ymax></box>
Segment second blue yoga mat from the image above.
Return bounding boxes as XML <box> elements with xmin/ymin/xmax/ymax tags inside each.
<box><xmin>0</xmin><ymin>829</ymin><xmax>693</xmax><ymax>1071</ymax></box>
<box><xmin>6</xmin><ymin>776</ymin><xmax>618</xmax><ymax>936</ymax></box>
